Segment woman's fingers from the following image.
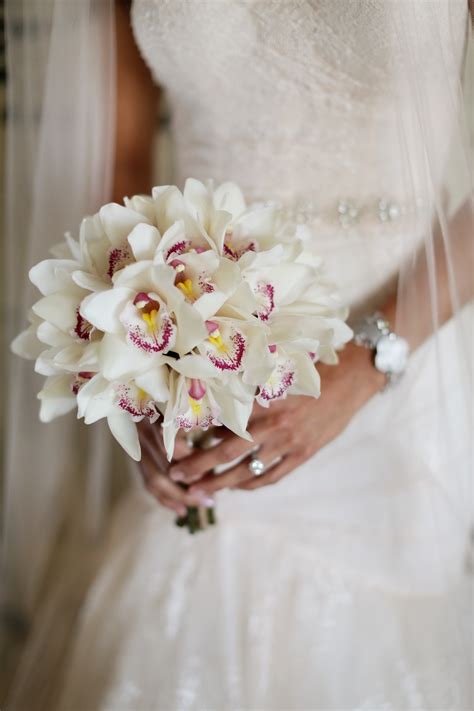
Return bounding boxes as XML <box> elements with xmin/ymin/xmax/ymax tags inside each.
<box><xmin>168</xmin><ymin>426</ymin><xmax>263</xmax><ymax>484</ymax></box>
<box><xmin>172</xmin><ymin>434</ymin><xmax>194</xmax><ymax>461</ymax></box>
<box><xmin>187</xmin><ymin>443</ymin><xmax>289</xmax><ymax>497</ymax></box>
<box><xmin>235</xmin><ymin>454</ymin><xmax>295</xmax><ymax>490</ymax></box>
<box><xmin>139</xmin><ymin>448</ymin><xmax>213</xmax><ymax>512</ymax></box>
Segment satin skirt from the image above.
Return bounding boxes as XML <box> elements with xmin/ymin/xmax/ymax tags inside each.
<box><xmin>9</xmin><ymin>311</ymin><xmax>473</xmax><ymax>711</ymax></box>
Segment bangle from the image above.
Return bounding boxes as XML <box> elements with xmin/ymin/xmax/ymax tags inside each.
<box><xmin>352</xmin><ymin>312</ymin><xmax>409</xmax><ymax>388</ymax></box>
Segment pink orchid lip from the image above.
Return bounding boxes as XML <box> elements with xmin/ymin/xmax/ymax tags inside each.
<box><xmin>207</xmin><ymin>329</ymin><xmax>246</xmax><ymax>372</ymax></box>
<box><xmin>169</xmin><ymin>258</ymin><xmax>185</xmax><ymax>270</ymax></box>
<box><xmin>188</xmin><ymin>378</ymin><xmax>206</xmax><ymax>400</ymax></box>
<box><xmin>133</xmin><ymin>292</ymin><xmax>151</xmax><ymax>306</ymax></box>
<box><xmin>171</xmin><ymin>260</ymin><xmax>189</xmax><ymax>289</ymax></box>
<box><xmin>107</xmin><ymin>245</ymin><xmax>132</xmax><ymax>279</ymax></box>
<box><xmin>165</xmin><ymin>240</ymin><xmax>188</xmax><ymax>260</ymax></box>
<box><xmin>255</xmin><ymin>282</ymin><xmax>275</xmax><ymax>322</ymax></box>
<box><xmin>74</xmin><ymin>309</ymin><xmax>93</xmax><ymax>341</ymax></box>
<box><xmin>268</xmin><ymin>344</ymin><xmax>277</xmax><ymax>353</ymax></box>
<box><xmin>71</xmin><ymin>371</ymin><xmax>94</xmax><ymax>395</ymax></box>
<box><xmin>133</xmin><ymin>292</ymin><xmax>161</xmax><ymax>314</ymax></box>
<box><xmin>205</xmin><ymin>320</ymin><xmax>220</xmax><ymax>335</ymax></box>
<box><xmin>78</xmin><ymin>371</ymin><xmax>94</xmax><ymax>379</ymax></box>
<box><xmin>117</xmin><ymin>384</ymin><xmax>159</xmax><ymax>422</ymax></box>
<box><xmin>223</xmin><ymin>226</ymin><xmax>257</xmax><ymax>261</ymax></box>
<box><xmin>258</xmin><ymin>369</ymin><xmax>295</xmax><ymax>403</ymax></box>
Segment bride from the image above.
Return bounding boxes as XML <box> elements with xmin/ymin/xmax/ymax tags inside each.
<box><xmin>3</xmin><ymin>0</ymin><xmax>473</xmax><ymax>709</ymax></box>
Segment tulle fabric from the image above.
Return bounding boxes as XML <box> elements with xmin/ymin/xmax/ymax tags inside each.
<box><xmin>3</xmin><ymin>0</ymin><xmax>120</xmax><ymax>615</ymax></box>
<box><xmin>2</xmin><ymin>1</ymin><xmax>473</xmax><ymax>709</ymax></box>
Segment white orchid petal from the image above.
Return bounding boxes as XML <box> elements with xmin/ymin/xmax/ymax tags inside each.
<box><xmin>193</xmin><ymin>290</ymin><xmax>228</xmax><ymax>320</ymax></box>
<box><xmin>36</xmin><ymin>321</ymin><xmax>73</xmax><ymax>347</ymax></box>
<box><xmin>83</xmin><ymin>396</ymin><xmax>113</xmax><ymax>424</ymax></box>
<box><xmin>213</xmin><ymin>182</ymin><xmax>246</xmax><ymax>218</ymax></box>
<box><xmin>72</xmin><ymin>270</ymin><xmax>108</xmax><ymax>292</ymax></box>
<box><xmin>128</xmin><ymin>223</ymin><xmax>161</xmax><ymax>261</ymax></box>
<box><xmin>64</xmin><ymin>233</ymin><xmax>82</xmax><ymax>261</ymax></box>
<box><xmin>289</xmin><ymin>353</ymin><xmax>321</xmax><ymax>398</ymax></box>
<box><xmin>99</xmin><ymin>203</ymin><xmax>151</xmax><ymax>246</ymax></box>
<box><xmin>77</xmin><ymin>342</ymin><xmax>101</xmax><ymax>370</ymax></box>
<box><xmin>35</xmin><ymin>348</ymin><xmax>62</xmax><ymax>375</ymax></box>
<box><xmin>29</xmin><ymin>259</ymin><xmax>79</xmax><ymax>296</ymax></box>
<box><xmin>80</xmin><ymin>287</ymin><xmax>133</xmax><ymax>333</ymax></box>
<box><xmin>153</xmin><ymin>185</ymin><xmax>200</xmax><ymax>236</ymax></box>
<box><xmin>38</xmin><ymin>375</ymin><xmax>77</xmax><ymax>422</ymax></box>
<box><xmin>164</xmin><ymin>354</ymin><xmax>216</xmax><ymax>379</ymax></box>
<box><xmin>32</xmin><ymin>289</ymin><xmax>83</xmax><ymax>332</ymax></box>
<box><xmin>99</xmin><ymin>333</ymin><xmax>156</xmax><ymax>380</ymax></box>
<box><xmin>184</xmin><ymin>178</ymin><xmax>212</xmax><ymax>228</ymax></box>
<box><xmin>208</xmin><ymin>209</ymin><xmax>232</xmax><ymax>253</ymax></box>
<box><xmin>124</xmin><ymin>194</ymin><xmax>156</xmax><ymax>222</ymax></box>
<box><xmin>107</xmin><ymin>412</ymin><xmax>141</xmax><ymax>461</ymax></box>
<box><xmin>173</xmin><ymin>301</ymin><xmax>207</xmax><ymax>355</ymax></box>
<box><xmin>11</xmin><ymin>326</ymin><xmax>45</xmax><ymax>359</ymax></box>
<box><xmin>76</xmin><ymin>374</ymin><xmax>109</xmax><ymax>419</ymax></box>
<box><xmin>213</xmin><ymin>387</ymin><xmax>253</xmax><ymax>441</ymax></box>
<box><xmin>162</xmin><ymin>419</ymin><xmax>178</xmax><ymax>461</ymax></box>
<box><xmin>53</xmin><ymin>343</ymin><xmax>92</xmax><ymax>371</ymax></box>
<box><xmin>134</xmin><ymin>367</ymin><xmax>170</xmax><ymax>402</ymax></box>
<box><xmin>221</xmin><ymin>281</ymin><xmax>259</xmax><ymax>317</ymax></box>
<box><xmin>236</xmin><ymin>204</ymin><xmax>277</xmax><ymax>242</ymax></box>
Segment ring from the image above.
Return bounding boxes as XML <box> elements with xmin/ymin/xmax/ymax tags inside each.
<box><xmin>248</xmin><ymin>457</ymin><xmax>266</xmax><ymax>477</ymax></box>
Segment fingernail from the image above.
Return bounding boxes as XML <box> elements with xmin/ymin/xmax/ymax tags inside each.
<box><xmin>177</xmin><ymin>505</ymin><xmax>187</xmax><ymax>517</ymax></box>
<box><xmin>170</xmin><ymin>470</ymin><xmax>185</xmax><ymax>482</ymax></box>
<box><xmin>190</xmin><ymin>488</ymin><xmax>215</xmax><ymax>507</ymax></box>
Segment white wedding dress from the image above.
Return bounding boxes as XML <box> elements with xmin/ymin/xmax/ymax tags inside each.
<box><xmin>8</xmin><ymin>2</ymin><xmax>473</xmax><ymax>710</ymax></box>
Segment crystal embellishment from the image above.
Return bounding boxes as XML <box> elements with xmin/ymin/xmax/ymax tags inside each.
<box><xmin>378</xmin><ymin>199</ymin><xmax>401</xmax><ymax>222</ymax></box>
<box><xmin>337</xmin><ymin>200</ymin><xmax>359</xmax><ymax>227</ymax></box>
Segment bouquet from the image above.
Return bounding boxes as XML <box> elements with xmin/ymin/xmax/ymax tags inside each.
<box><xmin>12</xmin><ymin>179</ymin><xmax>352</xmax><ymax>531</ymax></box>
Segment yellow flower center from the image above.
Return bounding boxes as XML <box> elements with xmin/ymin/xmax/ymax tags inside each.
<box><xmin>189</xmin><ymin>397</ymin><xmax>202</xmax><ymax>415</ymax></box>
<box><xmin>137</xmin><ymin>387</ymin><xmax>149</xmax><ymax>402</ymax></box>
<box><xmin>208</xmin><ymin>328</ymin><xmax>227</xmax><ymax>353</ymax></box>
<box><xmin>142</xmin><ymin>309</ymin><xmax>159</xmax><ymax>335</ymax></box>
<box><xmin>177</xmin><ymin>278</ymin><xmax>194</xmax><ymax>299</ymax></box>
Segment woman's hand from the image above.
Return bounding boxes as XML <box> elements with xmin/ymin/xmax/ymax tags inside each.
<box><xmin>168</xmin><ymin>343</ymin><xmax>385</xmax><ymax>497</ymax></box>
<box><xmin>137</xmin><ymin>421</ymin><xmax>215</xmax><ymax>516</ymax></box>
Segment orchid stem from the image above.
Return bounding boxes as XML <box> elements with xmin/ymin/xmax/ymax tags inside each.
<box><xmin>174</xmin><ymin>484</ymin><xmax>216</xmax><ymax>533</ymax></box>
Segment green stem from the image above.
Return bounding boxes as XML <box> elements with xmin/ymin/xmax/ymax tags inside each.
<box><xmin>174</xmin><ymin>484</ymin><xmax>217</xmax><ymax>533</ymax></box>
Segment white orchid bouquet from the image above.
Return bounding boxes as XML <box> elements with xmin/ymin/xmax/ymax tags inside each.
<box><xmin>13</xmin><ymin>179</ymin><xmax>352</xmax><ymax>531</ymax></box>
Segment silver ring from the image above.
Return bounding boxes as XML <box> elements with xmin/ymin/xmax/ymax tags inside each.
<box><xmin>248</xmin><ymin>457</ymin><xmax>266</xmax><ymax>477</ymax></box>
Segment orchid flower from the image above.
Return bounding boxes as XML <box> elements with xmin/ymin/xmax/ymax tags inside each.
<box><xmin>12</xmin><ymin>178</ymin><xmax>353</xmax><ymax>471</ymax></box>
<box><xmin>255</xmin><ymin>344</ymin><xmax>321</xmax><ymax>407</ymax></box>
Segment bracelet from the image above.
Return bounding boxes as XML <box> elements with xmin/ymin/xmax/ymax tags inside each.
<box><xmin>352</xmin><ymin>312</ymin><xmax>409</xmax><ymax>388</ymax></box>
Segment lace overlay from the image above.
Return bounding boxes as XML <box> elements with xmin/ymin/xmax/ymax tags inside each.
<box><xmin>131</xmin><ymin>0</ymin><xmax>466</xmax><ymax>315</ymax></box>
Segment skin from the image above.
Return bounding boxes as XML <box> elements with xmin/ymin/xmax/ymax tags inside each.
<box><xmin>137</xmin><ymin>343</ymin><xmax>385</xmax><ymax>516</ymax></box>
<box><xmin>114</xmin><ymin>0</ymin><xmax>473</xmax><ymax>516</ymax></box>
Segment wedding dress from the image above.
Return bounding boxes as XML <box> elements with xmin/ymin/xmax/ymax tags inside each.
<box><xmin>5</xmin><ymin>1</ymin><xmax>473</xmax><ymax>709</ymax></box>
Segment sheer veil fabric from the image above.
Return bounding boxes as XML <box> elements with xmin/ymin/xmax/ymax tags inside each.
<box><xmin>2</xmin><ymin>0</ymin><xmax>473</xmax><ymax>708</ymax></box>
<box><xmin>3</xmin><ymin>0</ymin><xmax>119</xmax><ymax>615</ymax></box>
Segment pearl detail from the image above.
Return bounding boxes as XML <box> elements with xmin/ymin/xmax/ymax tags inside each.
<box><xmin>248</xmin><ymin>457</ymin><xmax>266</xmax><ymax>476</ymax></box>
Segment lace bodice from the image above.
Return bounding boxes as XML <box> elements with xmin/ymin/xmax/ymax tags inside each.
<box><xmin>131</xmin><ymin>0</ymin><xmax>468</xmax><ymax>312</ymax></box>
